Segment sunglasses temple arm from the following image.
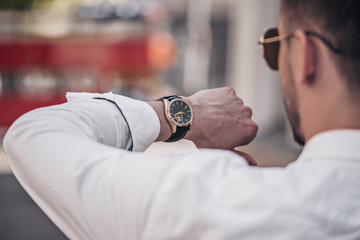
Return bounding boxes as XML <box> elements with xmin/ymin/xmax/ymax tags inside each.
<box><xmin>258</xmin><ymin>34</ymin><xmax>293</xmax><ymax>45</ymax></box>
<box><xmin>305</xmin><ymin>31</ymin><xmax>342</xmax><ymax>54</ymax></box>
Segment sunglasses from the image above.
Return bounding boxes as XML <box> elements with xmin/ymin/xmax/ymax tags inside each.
<box><xmin>258</xmin><ymin>28</ymin><xmax>343</xmax><ymax>70</ymax></box>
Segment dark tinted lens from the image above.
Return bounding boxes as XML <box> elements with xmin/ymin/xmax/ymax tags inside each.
<box><xmin>264</xmin><ymin>28</ymin><xmax>279</xmax><ymax>70</ymax></box>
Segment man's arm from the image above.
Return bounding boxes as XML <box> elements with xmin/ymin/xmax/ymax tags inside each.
<box><xmin>3</xmin><ymin>88</ymin><xmax>257</xmax><ymax>239</ymax></box>
<box><xmin>149</xmin><ymin>87</ymin><xmax>258</xmax><ymax>149</ymax></box>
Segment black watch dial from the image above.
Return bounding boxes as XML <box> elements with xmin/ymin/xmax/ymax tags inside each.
<box><xmin>168</xmin><ymin>99</ymin><xmax>193</xmax><ymax>126</ymax></box>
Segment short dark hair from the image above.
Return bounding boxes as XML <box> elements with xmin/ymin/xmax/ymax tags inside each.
<box><xmin>281</xmin><ymin>0</ymin><xmax>360</xmax><ymax>93</ymax></box>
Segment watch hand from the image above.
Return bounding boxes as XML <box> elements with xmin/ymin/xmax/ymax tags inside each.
<box><xmin>180</xmin><ymin>106</ymin><xmax>188</xmax><ymax>112</ymax></box>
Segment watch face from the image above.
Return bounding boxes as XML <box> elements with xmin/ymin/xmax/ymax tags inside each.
<box><xmin>168</xmin><ymin>99</ymin><xmax>193</xmax><ymax>126</ymax></box>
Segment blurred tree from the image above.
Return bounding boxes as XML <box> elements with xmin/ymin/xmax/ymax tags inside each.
<box><xmin>0</xmin><ymin>0</ymin><xmax>49</xmax><ymax>10</ymax></box>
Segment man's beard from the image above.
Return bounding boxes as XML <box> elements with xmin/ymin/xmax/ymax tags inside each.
<box><xmin>284</xmin><ymin>98</ymin><xmax>305</xmax><ymax>146</ymax></box>
<box><xmin>283</xmin><ymin>64</ymin><xmax>305</xmax><ymax>146</ymax></box>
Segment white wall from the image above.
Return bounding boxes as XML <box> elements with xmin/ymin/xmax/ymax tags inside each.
<box><xmin>227</xmin><ymin>0</ymin><xmax>284</xmax><ymax>137</ymax></box>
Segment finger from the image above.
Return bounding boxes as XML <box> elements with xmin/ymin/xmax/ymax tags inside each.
<box><xmin>241</xmin><ymin>106</ymin><xmax>253</xmax><ymax>118</ymax></box>
<box><xmin>235</xmin><ymin>97</ymin><xmax>244</xmax><ymax>105</ymax></box>
<box><xmin>231</xmin><ymin>150</ymin><xmax>257</xmax><ymax>166</ymax></box>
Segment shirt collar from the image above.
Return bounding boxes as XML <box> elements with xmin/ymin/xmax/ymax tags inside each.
<box><xmin>297</xmin><ymin>129</ymin><xmax>360</xmax><ymax>163</ymax></box>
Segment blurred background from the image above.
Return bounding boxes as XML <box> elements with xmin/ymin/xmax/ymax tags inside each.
<box><xmin>0</xmin><ymin>0</ymin><xmax>302</xmax><ymax>239</ymax></box>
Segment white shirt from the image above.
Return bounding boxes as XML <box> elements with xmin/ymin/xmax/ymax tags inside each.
<box><xmin>3</xmin><ymin>92</ymin><xmax>360</xmax><ymax>240</ymax></box>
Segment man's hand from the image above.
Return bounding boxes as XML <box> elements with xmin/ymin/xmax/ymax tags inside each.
<box><xmin>184</xmin><ymin>87</ymin><xmax>258</xmax><ymax>149</ymax></box>
<box><xmin>149</xmin><ymin>87</ymin><xmax>258</xmax><ymax>150</ymax></box>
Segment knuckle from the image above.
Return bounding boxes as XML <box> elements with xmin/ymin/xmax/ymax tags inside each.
<box><xmin>237</xmin><ymin>98</ymin><xmax>244</xmax><ymax>105</ymax></box>
<box><xmin>249</xmin><ymin>121</ymin><xmax>259</xmax><ymax>135</ymax></box>
<box><xmin>245</xmin><ymin>121</ymin><xmax>258</xmax><ymax>138</ymax></box>
<box><xmin>244</xmin><ymin>106</ymin><xmax>252</xmax><ymax>117</ymax></box>
<box><xmin>223</xmin><ymin>87</ymin><xmax>236</xmax><ymax>95</ymax></box>
<box><xmin>237</xmin><ymin>120</ymin><xmax>258</xmax><ymax>146</ymax></box>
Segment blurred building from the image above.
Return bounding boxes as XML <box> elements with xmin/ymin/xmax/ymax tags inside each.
<box><xmin>0</xmin><ymin>0</ymin><xmax>295</xmax><ymax>141</ymax></box>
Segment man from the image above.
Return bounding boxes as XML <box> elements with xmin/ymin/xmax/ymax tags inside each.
<box><xmin>4</xmin><ymin>0</ymin><xmax>360</xmax><ymax>239</ymax></box>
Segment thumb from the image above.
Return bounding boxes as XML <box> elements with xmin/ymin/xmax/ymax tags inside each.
<box><xmin>231</xmin><ymin>150</ymin><xmax>257</xmax><ymax>166</ymax></box>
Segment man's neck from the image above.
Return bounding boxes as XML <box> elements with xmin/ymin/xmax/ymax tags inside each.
<box><xmin>302</xmin><ymin>89</ymin><xmax>360</xmax><ymax>143</ymax></box>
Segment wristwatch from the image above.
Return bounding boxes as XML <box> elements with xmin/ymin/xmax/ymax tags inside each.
<box><xmin>158</xmin><ymin>95</ymin><xmax>193</xmax><ymax>142</ymax></box>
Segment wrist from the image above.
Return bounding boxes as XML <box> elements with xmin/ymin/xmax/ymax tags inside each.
<box><xmin>148</xmin><ymin>96</ymin><xmax>196</xmax><ymax>142</ymax></box>
<box><xmin>147</xmin><ymin>100</ymin><xmax>172</xmax><ymax>141</ymax></box>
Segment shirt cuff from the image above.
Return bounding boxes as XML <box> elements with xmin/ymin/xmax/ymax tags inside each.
<box><xmin>66</xmin><ymin>92</ymin><xmax>161</xmax><ymax>152</ymax></box>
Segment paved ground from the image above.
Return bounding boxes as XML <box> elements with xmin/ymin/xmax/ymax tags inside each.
<box><xmin>0</xmin><ymin>174</ymin><xmax>68</xmax><ymax>240</ymax></box>
<box><xmin>0</xmin><ymin>134</ymin><xmax>301</xmax><ymax>239</ymax></box>
<box><xmin>0</xmin><ymin>146</ymin><xmax>10</xmax><ymax>174</ymax></box>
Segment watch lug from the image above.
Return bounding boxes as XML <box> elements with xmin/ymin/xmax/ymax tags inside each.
<box><xmin>163</xmin><ymin>99</ymin><xmax>177</xmax><ymax>133</ymax></box>
<box><xmin>170</xmin><ymin>123</ymin><xmax>177</xmax><ymax>133</ymax></box>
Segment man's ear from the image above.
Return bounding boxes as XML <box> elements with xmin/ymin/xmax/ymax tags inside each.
<box><xmin>292</xmin><ymin>29</ymin><xmax>316</xmax><ymax>85</ymax></box>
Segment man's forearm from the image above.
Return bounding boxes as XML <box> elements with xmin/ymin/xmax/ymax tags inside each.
<box><xmin>148</xmin><ymin>87</ymin><xmax>258</xmax><ymax>150</ymax></box>
<box><xmin>3</xmin><ymin>89</ymin><xmax>258</xmax><ymax>239</ymax></box>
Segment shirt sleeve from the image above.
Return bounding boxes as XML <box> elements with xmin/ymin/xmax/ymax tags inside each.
<box><xmin>2</xmin><ymin>93</ymin><xmax>172</xmax><ymax>239</ymax></box>
<box><xmin>65</xmin><ymin>91</ymin><xmax>161</xmax><ymax>152</ymax></box>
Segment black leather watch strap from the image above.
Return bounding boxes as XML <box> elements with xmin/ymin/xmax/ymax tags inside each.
<box><xmin>157</xmin><ymin>95</ymin><xmax>180</xmax><ymax>102</ymax></box>
<box><xmin>164</xmin><ymin>126</ymin><xmax>190</xmax><ymax>142</ymax></box>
